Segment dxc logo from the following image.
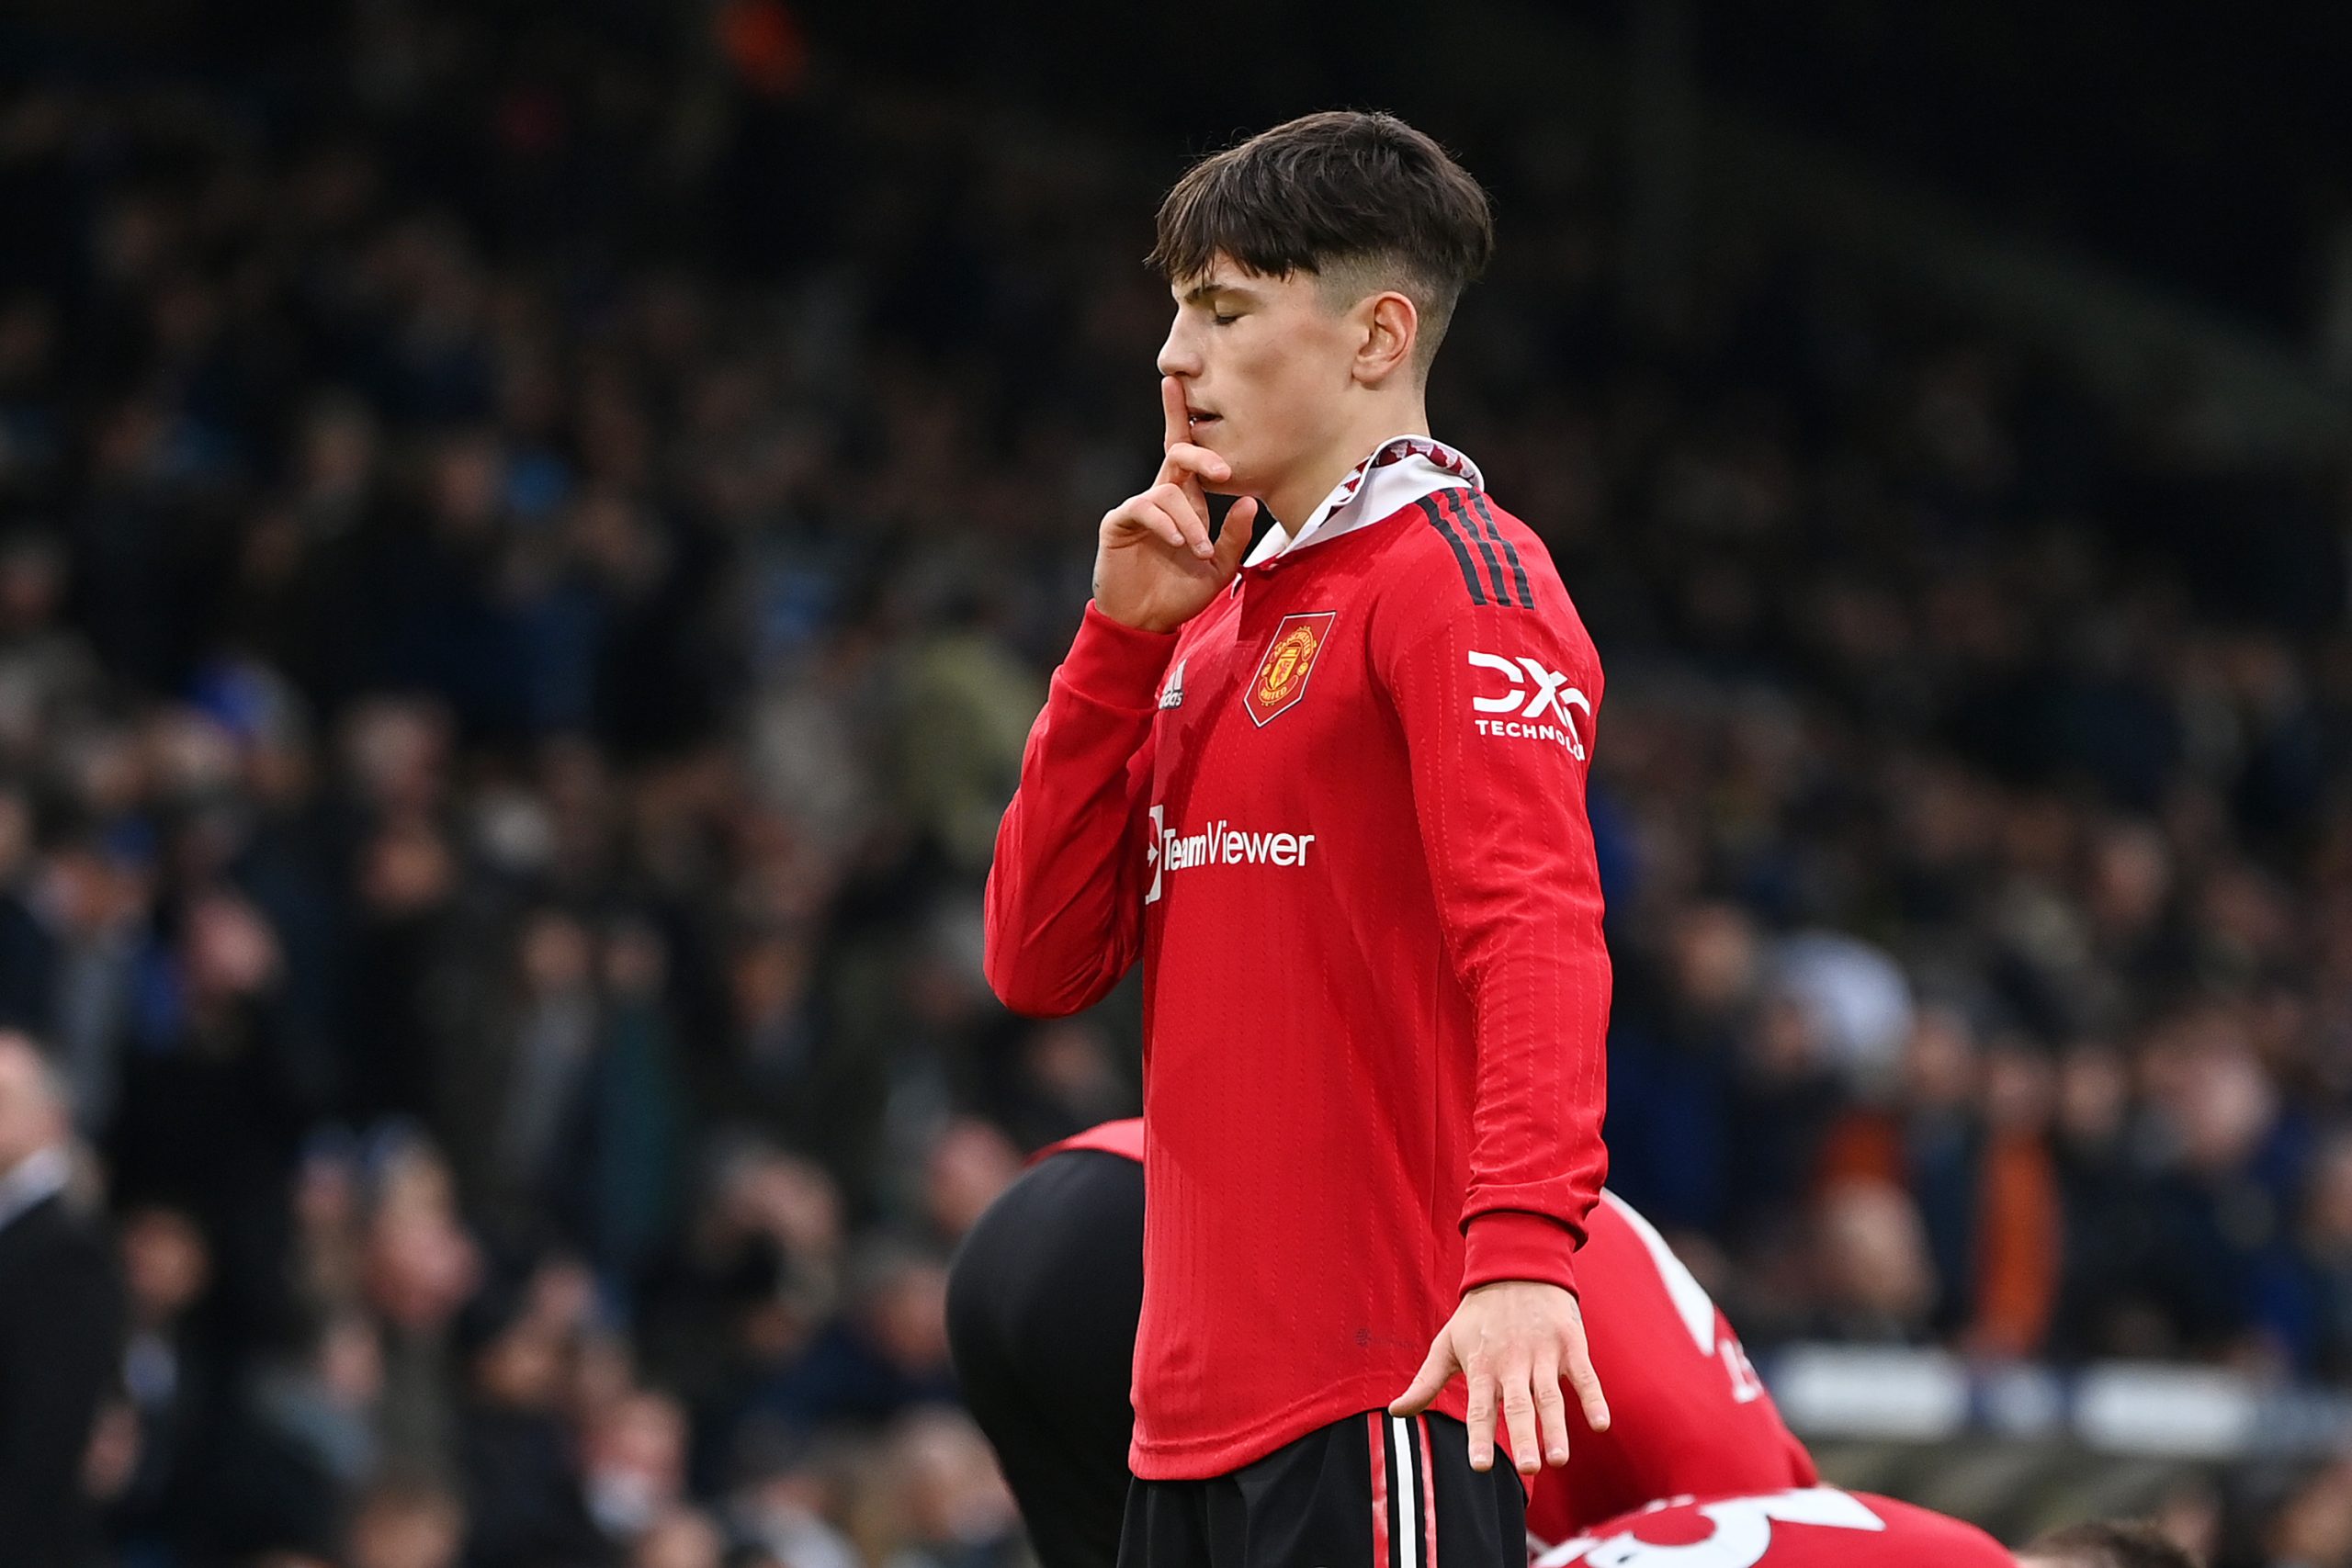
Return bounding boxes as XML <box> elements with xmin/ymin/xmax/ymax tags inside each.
<box><xmin>1466</xmin><ymin>651</ymin><xmax>1590</xmax><ymax>759</ymax></box>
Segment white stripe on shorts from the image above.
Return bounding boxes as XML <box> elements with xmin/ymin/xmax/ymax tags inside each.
<box><xmin>1390</xmin><ymin>1416</ymin><xmax>1419</xmax><ymax>1568</ymax></box>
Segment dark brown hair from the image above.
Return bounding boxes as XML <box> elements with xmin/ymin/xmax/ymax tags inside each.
<box><xmin>1148</xmin><ymin>110</ymin><xmax>1495</xmax><ymax>367</ymax></box>
<box><xmin>2021</xmin><ymin>1519</ymin><xmax>2199</xmax><ymax>1568</ymax></box>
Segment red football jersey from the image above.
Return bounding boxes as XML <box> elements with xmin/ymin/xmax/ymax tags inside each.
<box><xmin>987</xmin><ymin>446</ymin><xmax>1611</xmax><ymax>1479</ymax></box>
<box><xmin>1533</xmin><ymin>1490</ymin><xmax>2013</xmax><ymax>1568</ymax></box>
<box><xmin>1529</xmin><ymin>1191</ymin><xmax>1816</xmax><ymax>1540</ymax></box>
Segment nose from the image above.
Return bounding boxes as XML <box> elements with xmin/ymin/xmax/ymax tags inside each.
<box><xmin>1157</xmin><ymin>314</ymin><xmax>1200</xmax><ymax>380</ymax></box>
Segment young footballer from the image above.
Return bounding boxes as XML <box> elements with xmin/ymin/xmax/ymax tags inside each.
<box><xmin>986</xmin><ymin>109</ymin><xmax>1611</xmax><ymax>1561</ymax></box>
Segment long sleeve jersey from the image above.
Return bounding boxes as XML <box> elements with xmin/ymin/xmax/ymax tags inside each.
<box><xmin>984</xmin><ymin>437</ymin><xmax>1612</xmax><ymax>1479</ymax></box>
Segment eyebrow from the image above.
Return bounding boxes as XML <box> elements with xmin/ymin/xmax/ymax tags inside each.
<box><xmin>1179</xmin><ymin>278</ymin><xmax>1260</xmax><ymax>307</ymax></box>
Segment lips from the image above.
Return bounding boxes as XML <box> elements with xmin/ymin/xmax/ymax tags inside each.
<box><xmin>1187</xmin><ymin>411</ymin><xmax>1221</xmax><ymax>433</ymax></box>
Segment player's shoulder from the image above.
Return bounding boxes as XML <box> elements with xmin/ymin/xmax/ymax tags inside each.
<box><xmin>1372</xmin><ymin>486</ymin><xmax>1553</xmax><ymax>607</ymax></box>
<box><xmin>1370</xmin><ymin>487</ymin><xmax>1596</xmax><ymax>663</ymax></box>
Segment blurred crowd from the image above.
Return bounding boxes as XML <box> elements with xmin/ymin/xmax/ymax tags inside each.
<box><xmin>6</xmin><ymin>3</ymin><xmax>2352</xmax><ymax>1567</ymax></box>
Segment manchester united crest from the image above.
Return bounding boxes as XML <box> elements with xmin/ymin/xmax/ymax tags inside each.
<box><xmin>1243</xmin><ymin>612</ymin><xmax>1337</xmax><ymax>727</ymax></box>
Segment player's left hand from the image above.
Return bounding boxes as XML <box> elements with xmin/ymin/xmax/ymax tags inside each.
<box><xmin>1390</xmin><ymin>1280</ymin><xmax>1611</xmax><ymax>1475</ymax></box>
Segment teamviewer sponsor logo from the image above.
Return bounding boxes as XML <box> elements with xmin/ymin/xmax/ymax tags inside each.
<box><xmin>1467</xmin><ymin>650</ymin><xmax>1590</xmax><ymax>759</ymax></box>
<box><xmin>1144</xmin><ymin>806</ymin><xmax>1315</xmax><ymax>905</ymax></box>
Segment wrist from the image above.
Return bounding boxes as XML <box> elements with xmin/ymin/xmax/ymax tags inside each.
<box><xmin>1091</xmin><ymin>597</ymin><xmax>1182</xmax><ymax>636</ymax></box>
<box><xmin>1461</xmin><ymin>1211</ymin><xmax>1579</xmax><ymax>1299</ymax></box>
<box><xmin>1061</xmin><ymin>602</ymin><xmax>1180</xmax><ymax>706</ymax></box>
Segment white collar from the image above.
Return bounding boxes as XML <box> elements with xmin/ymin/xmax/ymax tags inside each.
<box><xmin>0</xmin><ymin>1145</ymin><xmax>69</xmax><ymax>1233</ymax></box>
<box><xmin>1244</xmin><ymin>434</ymin><xmax>1485</xmax><ymax>568</ymax></box>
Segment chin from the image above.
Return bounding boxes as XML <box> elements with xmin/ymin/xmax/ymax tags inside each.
<box><xmin>1207</xmin><ymin>453</ymin><xmax>1257</xmax><ymax>499</ymax></box>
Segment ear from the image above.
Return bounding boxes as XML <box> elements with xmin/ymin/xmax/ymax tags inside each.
<box><xmin>1353</xmin><ymin>290</ymin><xmax>1419</xmax><ymax>386</ymax></box>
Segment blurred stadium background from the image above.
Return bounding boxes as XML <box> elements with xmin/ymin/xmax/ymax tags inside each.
<box><xmin>6</xmin><ymin>1</ymin><xmax>2352</xmax><ymax>1564</ymax></box>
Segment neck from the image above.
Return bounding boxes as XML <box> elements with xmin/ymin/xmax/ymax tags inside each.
<box><xmin>1264</xmin><ymin>396</ymin><xmax>1430</xmax><ymax>535</ymax></box>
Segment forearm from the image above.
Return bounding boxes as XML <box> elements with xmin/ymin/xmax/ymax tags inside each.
<box><xmin>1456</xmin><ymin>899</ymin><xmax>1612</xmax><ymax>1293</ymax></box>
<box><xmin>983</xmin><ymin>603</ymin><xmax>1173</xmax><ymax>1016</ymax></box>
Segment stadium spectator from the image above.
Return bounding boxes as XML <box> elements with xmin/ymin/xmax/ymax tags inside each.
<box><xmin>633</xmin><ymin>1506</ymin><xmax>729</xmax><ymax>1568</ymax></box>
<box><xmin>2246</xmin><ymin>1460</ymin><xmax>2352</xmax><ymax>1568</ymax></box>
<box><xmin>347</xmin><ymin>1478</ymin><xmax>467</xmax><ymax>1568</ymax></box>
<box><xmin>1806</xmin><ymin>1179</ymin><xmax>1940</xmax><ymax>1344</ymax></box>
<box><xmin>452</xmin><ymin>1261</ymin><xmax>605</xmax><ymax>1568</ymax></box>
<box><xmin>0</xmin><ymin>1032</ymin><xmax>127</xmax><ymax>1568</ymax></box>
<box><xmin>2018</xmin><ymin>1518</ymin><xmax>2201</xmax><ymax>1568</ymax></box>
<box><xmin>105</xmin><ymin>1204</ymin><xmax>221</xmax><ymax>1557</ymax></box>
<box><xmin>2258</xmin><ymin>1131</ymin><xmax>2352</xmax><ymax>1380</ymax></box>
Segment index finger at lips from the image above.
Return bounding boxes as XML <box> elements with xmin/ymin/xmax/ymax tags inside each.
<box><xmin>1160</xmin><ymin>376</ymin><xmax>1189</xmax><ymax>451</ymax></box>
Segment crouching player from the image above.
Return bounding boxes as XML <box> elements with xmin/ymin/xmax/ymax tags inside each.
<box><xmin>951</xmin><ymin>1124</ymin><xmax>2203</xmax><ymax>1568</ymax></box>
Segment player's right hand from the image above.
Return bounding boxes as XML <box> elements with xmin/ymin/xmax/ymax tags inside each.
<box><xmin>1092</xmin><ymin>377</ymin><xmax>1259</xmax><ymax>634</ymax></box>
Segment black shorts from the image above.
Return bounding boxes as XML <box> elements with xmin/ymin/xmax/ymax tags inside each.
<box><xmin>1118</xmin><ymin>1410</ymin><xmax>1526</xmax><ymax>1568</ymax></box>
<box><xmin>946</xmin><ymin>1149</ymin><xmax>1146</xmax><ymax>1568</ymax></box>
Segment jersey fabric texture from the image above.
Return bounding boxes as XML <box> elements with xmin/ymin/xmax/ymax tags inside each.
<box><xmin>986</xmin><ymin>446</ymin><xmax>1613</xmax><ymax>1480</ymax></box>
<box><xmin>1117</xmin><ymin>1410</ymin><xmax>1524</xmax><ymax>1568</ymax></box>
<box><xmin>1532</xmin><ymin>1490</ymin><xmax>2015</xmax><ymax>1568</ymax></box>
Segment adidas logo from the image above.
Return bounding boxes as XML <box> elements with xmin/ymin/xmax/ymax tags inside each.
<box><xmin>1159</xmin><ymin>658</ymin><xmax>1186</xmax><ymax>710</ymax></box>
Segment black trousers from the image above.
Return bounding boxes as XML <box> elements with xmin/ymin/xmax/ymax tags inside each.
<box><xmin>946</xmin><ymin>1149</ymin><xmax>1146</xmax><ymax>1568</ymax></box>
<box><xmin>1118</xmin><ymin>1410</ymin><xmax>1526</xmax><ymax>1568</ymax></box>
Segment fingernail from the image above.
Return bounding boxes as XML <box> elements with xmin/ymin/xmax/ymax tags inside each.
<box><xmin>1548</xmin><ymin>1448</ymin><xmax>1569</xmax><ymax>1464</ymax></box>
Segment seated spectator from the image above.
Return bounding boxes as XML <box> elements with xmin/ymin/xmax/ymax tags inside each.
<box><xmin>582</xmin><ymin>1389</ymin><xmax>694</xmax><ymax>1555</ymax></box>
<box><xmin>454</xmin><ymin>1261</ymin><xmax>603</xmax><ymax>1568</ymax></box>
<box><xmin>633</xmin><ymin>1506</ymin><xmax>728</xmax><ymax>1568</ymax></box>
<box><xmin>1806</xmin><ymin>1179</ymin><xmax>1941</xmax><ymax>1344</ymax></box>
<box><xmin>0</xmin><ymin>1032</ymin><xmax>125</xmax><ymax>1568</ymax></box>
<box><xmin>348</xmin><ymin>1479</ymin><xmax>467</xmax><ymax>1568</ymax></box>
<box><xmin>745</xmin><ymin>1240</ymin><xmax>958</xmax><ymax>1437</ymax></box>
<box><xmin>2259</xmin><ymin>1132</ymin><xmax>2352</xmax><ymax>1379</ymax></box>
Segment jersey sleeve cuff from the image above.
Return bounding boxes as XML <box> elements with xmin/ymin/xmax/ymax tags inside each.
<box><xmin>1460</xmin><ymin>1210</ymin><xmax>1580</xmax><ymax>1298</ymax></box>
<box><xmin>1061</xmin><ymin>602</ymin><xmax>1180</xmax><ymax>709</ymax></box>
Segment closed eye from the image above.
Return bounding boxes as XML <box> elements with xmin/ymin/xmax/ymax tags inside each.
<box><xmin>1211</xmin><ymin>311</ymin><xmax>1239</xmax><ymax>326</ymax></box>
